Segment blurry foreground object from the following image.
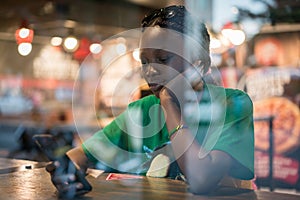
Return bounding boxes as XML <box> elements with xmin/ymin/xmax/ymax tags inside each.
<box><xmin>34</xmin><ymin>134</ymin><xmax>92</xmax><ymax>198</ymax></box>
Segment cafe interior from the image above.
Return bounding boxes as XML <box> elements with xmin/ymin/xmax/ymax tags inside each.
<box><xmin>0</xmin><ymin>0</ymin><xmax>299</xmax><ymax>199</ymax></box>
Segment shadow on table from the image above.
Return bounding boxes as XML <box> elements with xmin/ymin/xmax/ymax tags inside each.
<box><xmin>207</xmin><ymin>187</ymin><xmax>257</xmax><ymax>199</ymax></box>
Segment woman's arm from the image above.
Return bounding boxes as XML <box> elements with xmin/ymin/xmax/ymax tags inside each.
<box><xmin>160</xmin><ymin>91</ymin><xmax>233</xmax><ymax>194</ymax></box>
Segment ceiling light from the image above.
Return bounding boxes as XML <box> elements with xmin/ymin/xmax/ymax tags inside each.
<box><xmin>63</xmin><ymin>36</ymin><xmax>79</xmax><ymax>52</ymax></box>
<box><xmin>18</xmin><ymin>43</ymin><xmax>32</xmax><ymax>56</ymax></box>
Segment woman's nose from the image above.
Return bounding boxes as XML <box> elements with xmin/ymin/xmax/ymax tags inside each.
<box><xmin>143</xmin><ymin>64</ymin><xmax>159</xmax><ymax>77</ymax></box>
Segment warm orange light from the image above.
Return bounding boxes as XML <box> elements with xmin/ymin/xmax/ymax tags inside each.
<box><xmin>18</xmin><ymin>43</ymin><xmax>32</xmax><ymax>56</ymax></box>
<box><xmin>221</xmin><ymin>22</ymin><xmax>245</xmax><ymax>46</ymax></box>
<box><xmin>15</xmin><ymin>28</ymin><xmax>34</xmax><ymax>44</ymax></box>
<box><xmin>63</xmin><ymin>36</ymin><xmax>79</xmax><ymax>52</ymax></box>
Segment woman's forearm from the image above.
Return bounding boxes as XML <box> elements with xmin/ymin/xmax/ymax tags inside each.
<box><xmin>161</xmin><ymin>99</ymin><xmax>232</xmax><ymax>194</ymax></box>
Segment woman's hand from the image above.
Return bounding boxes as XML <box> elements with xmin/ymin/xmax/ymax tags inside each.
<box><xmin>159</xmin><ymin>66</ymin><xmax>202</xmax><ymax>107</ymax></box>
<box><xmin>45</xmin><ymin>155</ymin><xmax>92</xmax><ymax>198</ymax></box>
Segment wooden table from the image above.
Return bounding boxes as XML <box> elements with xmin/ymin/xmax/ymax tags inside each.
<box><xmin>0</xmin><ymin>158</ymin><xmax>299</xmax><ymax>200</ymax></box>
<box><xmin>0</xmin><ymin>157</ymin><xmax>49</xmax><ymax>173</ymax></box>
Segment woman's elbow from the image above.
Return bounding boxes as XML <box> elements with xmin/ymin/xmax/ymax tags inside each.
<box><xmin>189</xmin><ymin>185</ymin><xmax>213</xmax><ymax>195</ymax></box>
<box><xmin>187</xmin><ymin>175</ymin><xmax>219</xmax><ymax>195</ymax></box>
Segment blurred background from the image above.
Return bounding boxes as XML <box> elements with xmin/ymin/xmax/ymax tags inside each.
<box><xmin>0</xmin><ymin>0</ymin><xmax>299</xmax><ymax>194</ymax></box>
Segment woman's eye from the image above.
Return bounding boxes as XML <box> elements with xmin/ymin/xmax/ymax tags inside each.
<box><xmin>141</xmin><ymin>58</ymin><xmax>148</xmax><ymax>66</ymax></box>
<box><xmin>158</xmin><ymin>57</ymin><xmax>168</xmax><ymax>63</ymax></box>
<box><xmin>141</xmin><ymin>59</ymin><xmax>150</xmax><ymax>73</ymax></box>
<box><xmin>157</xmin><ymin>56</ymin><xmax>172</xmax><ymax>64</ymax></box>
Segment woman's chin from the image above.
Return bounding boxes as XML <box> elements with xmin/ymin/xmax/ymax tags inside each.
<box><xmin>149</xmin><ymin>89</ymin><xmax>160</xmax><ymax>98</ymax></box>
<box><xmin>149</xmin><ymin>84</ymin><xmax>163</xmax><ymax>98</ymax></box>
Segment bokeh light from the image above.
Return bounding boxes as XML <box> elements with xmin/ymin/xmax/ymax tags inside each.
<box><xmin>18</xmin><ymin>43</ymin><xmax>32</xmax><ymax>56</ymax></box>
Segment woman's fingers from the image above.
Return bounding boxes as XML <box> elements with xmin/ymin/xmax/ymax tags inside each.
<box><xmin>56</xmin><ymin>182</ymin><xmax>84</xmax><ymax>198</ymax></box>
<box><xmin>52</xmin><ymin>173</ymin><xmax>76</xmax><ymax>185</ymax></box>
<box><xmin>45</xmin><ymin>158</ymin><xmax>90</xmax><ymax>197</ymax></box>
<box><xmin>191</xmin><ymin>79</ymin><xmax>204</xmax><ymax>91</ymax></box>
<box><xmin>52</xmin><ymin>174</ymin><xmax>85</xmax><ymax>197</ymax></box>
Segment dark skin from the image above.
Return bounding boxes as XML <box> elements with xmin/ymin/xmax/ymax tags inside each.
<box><xmin>139</xmin><ymin>27</ymin><xmax>233</xmax><ymax>194</ymax></box>
<box><xmin>46</xmin><ymin>27</ymin><xmax>234</xmax><ymax>195</ymax></box>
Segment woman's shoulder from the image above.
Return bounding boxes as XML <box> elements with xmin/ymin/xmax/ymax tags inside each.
<box><xmin>207</xmin><ymin>84</ymin><xmax>251</xmax><ymax>101</ymax></box>
<box><xmin>206</xmin><ymin>84</ymin><xmax>253</xmax><ymax>116</ymax></box>
<box><xmin>225</xmin><ymin>87</ymin><xmax>251</xmax><ymax>100</ymax></box>
<box><xmin>128</xmin><ymin>95</ymin><xmax>160</xmax><ymax>108</ymax></box>
<box><xmin>225</xmin><ymin>87</ymin><xmax>253</xmax><ymax>117</ymax></box>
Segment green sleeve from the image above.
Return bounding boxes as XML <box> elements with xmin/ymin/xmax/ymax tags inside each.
<box><xmin>81</xmin><ymin>95</ymin><xmax>166</xmax><ymax>173</ymax></box>
<box><xmin>213</xmin><ymin>90</ymin><xmax>255</xmax><ymax>180</ymax></box>
<box><xmin>81</xmin><ymin>111</ymin><xmax>128</xmax><ymax>165</ymax></box>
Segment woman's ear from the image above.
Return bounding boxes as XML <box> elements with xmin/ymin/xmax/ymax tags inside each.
<box><xmin>192</xmin><ymin>60</ymin><xmax>202</xmax><ymax>68</ymax></box>
<box><xmin>192</xmin><ymin>60</ymin><xmax>205</xmax><ymax>77</ymax></box>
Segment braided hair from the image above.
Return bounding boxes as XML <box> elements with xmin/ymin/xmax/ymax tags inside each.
<box><xmin>141</xmin><ymin>5</ymin><xmax>211</xmax><ymax>74</ymax></box>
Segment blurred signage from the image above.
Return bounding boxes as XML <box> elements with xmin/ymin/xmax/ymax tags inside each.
<box><xmin>253</xmin><ymin>31</ymin><xmax>299</xmax><ymax>67</ymax></box>
<box><xmin>255</xmin><ymin>151</ymin><xmax>299</xmax><ymax>185</ymax></box>
<box><xmin>242</xmin><ymin>66</ymin><xmax>300</xmax><ymax>187</ymax></box>
<box><xmin>33</xmin><ymin>46</ymin><xmax>79</xmax><ymax>80</ymax></box>
<box><xmin>243</xmin><ymin>66</ymin><xmax>300</xmax><ymax>154</ymax></box>
<box><xmin>254</xmin><ymin>37</ymin><xmax>282</xmax><ymax>66</ymax></box>
<box><xmin>244</xmin><ymin>67</ymin><xmax>292</xmax><ymax>101</ymax></box>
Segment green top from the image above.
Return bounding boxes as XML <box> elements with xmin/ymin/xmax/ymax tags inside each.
<box><xmin>82</xmin><ymin>84</ymin><xmax>254</xmax><ymax>180</ymax></box>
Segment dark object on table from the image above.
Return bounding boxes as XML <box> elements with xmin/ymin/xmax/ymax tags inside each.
<box><xmin>33</xmin><ymin>134</ymin><xmax>92</xmax><ymax>198</ymax></box>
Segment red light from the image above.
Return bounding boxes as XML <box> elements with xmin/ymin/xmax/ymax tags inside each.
<box><xmin>15</xmin><ymin>28</ymin><xmax>34</xmax><ymax>44</ymax></box>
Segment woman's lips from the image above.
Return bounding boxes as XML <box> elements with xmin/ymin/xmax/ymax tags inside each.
<box><xmin>148</xmin><ymin>83</ymin><xmax>164</xmax><ymax>92</ymax></box>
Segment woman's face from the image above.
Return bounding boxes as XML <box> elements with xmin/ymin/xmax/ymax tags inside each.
<box><xmin>139</xmin><ymin>27</ymin><xmax>192</xmax><ymax>97</ymax></box>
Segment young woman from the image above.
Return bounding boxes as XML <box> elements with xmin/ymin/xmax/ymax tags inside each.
<box><xmin>47</xmin><ymin>5</ymin><xmax>254</xmax><ymax>196</ymax></box>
